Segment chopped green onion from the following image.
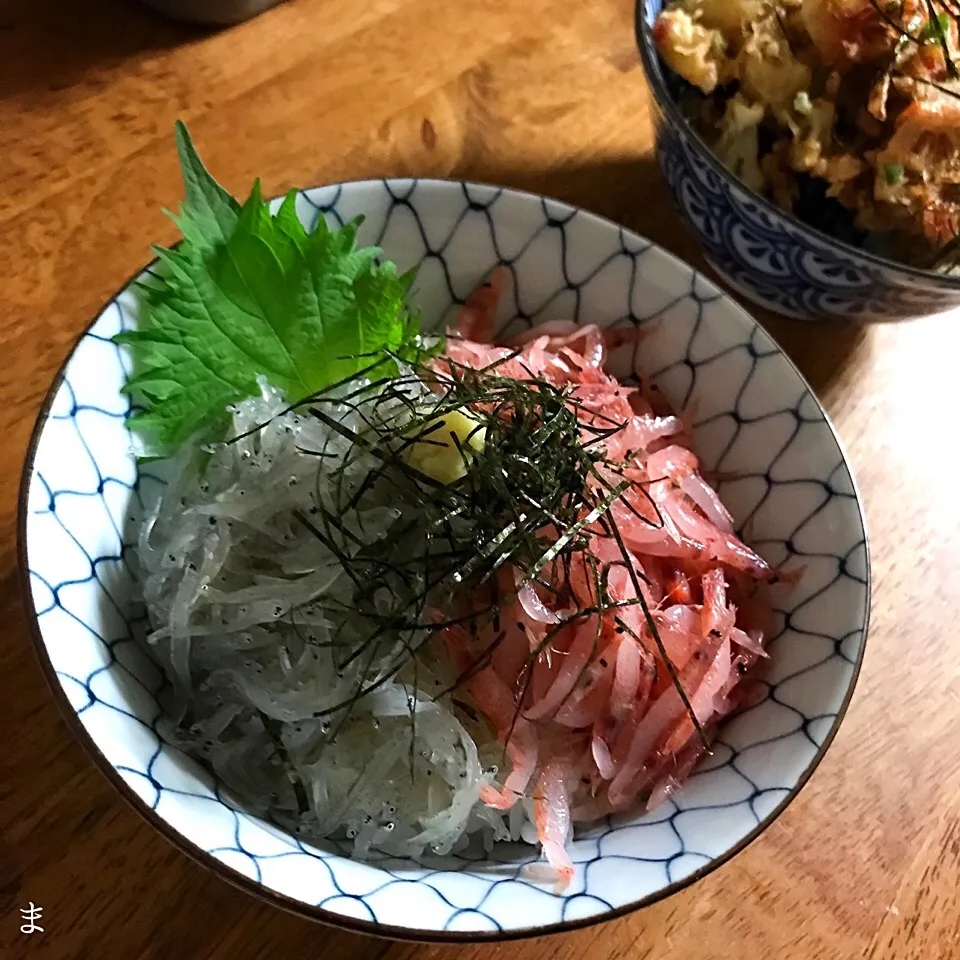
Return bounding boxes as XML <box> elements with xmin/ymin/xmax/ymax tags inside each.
<box><xmin>883</xmin><ymin>162</ymin><xmax>905</xmax><ymax>185</ymax></box>
<box><xmin>920</xmin><ymin>13</ymin><xmax>951</xmax><ymax>43</ymax></box>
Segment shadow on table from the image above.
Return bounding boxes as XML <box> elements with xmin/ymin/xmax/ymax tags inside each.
<box><xmin>460</xmin><ymin>154</ymin><xmax>868</xmax><ymax>404</ymax></box>
<box><xmin>0</xmin><ymin>0</ymin><xmax>208</xmax><ymax>100</ymax></box>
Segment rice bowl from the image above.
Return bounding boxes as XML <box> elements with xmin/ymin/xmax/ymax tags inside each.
<box><xmin>19</xmin><ymin>175</ymin><xmax>869</xmax><ymax>938</ymax></box>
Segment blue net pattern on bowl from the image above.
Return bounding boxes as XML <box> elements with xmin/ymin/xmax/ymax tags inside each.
<box><xmin>23</xmin><ymin>179</ymin><xmax>868</xmax><ymax>936</ymax></box>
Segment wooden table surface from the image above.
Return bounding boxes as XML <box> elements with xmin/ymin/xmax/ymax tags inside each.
<box><xmin>3</xmin><ymin>0</ymin><xmax>959</xmax><ymax>957</ymax></box>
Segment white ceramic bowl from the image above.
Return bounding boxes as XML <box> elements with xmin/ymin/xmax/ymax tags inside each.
<box><xmin>19</xmin><ymin>179</ymin><xmax>869</xmax><ymax>940</ymax></box>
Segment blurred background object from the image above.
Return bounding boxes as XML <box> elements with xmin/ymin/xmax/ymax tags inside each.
<box><xmin>139</xmin><ymin>0</ymin><xmax>284</xmax><ymax>25</ymax></box>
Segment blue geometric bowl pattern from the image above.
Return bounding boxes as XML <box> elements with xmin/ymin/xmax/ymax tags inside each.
<box><xmin>20</xmin><ymin>179</ymin><xmax>869</xmax><ymax>939</ymax></box>
<box><xmin>637</xmin><ymin>0</ymin><xmax>960</xmax><ymax>322</ymax></box>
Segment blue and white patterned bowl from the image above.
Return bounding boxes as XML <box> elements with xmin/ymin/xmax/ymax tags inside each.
<box><xmin>19</xmin><ymin>179</ymin><xmax>869</xmax><ymax>939</ymax></box>
<box><xmin>635</xmin><ymin>0</ymin><xmax>960</xmax><ymax>322</ymax></box>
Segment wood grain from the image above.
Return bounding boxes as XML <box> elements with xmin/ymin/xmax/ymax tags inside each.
<box><xmin>2</xmin><ymin>0</ymin><xmax>958</xmax><ymax>957</ymax></box>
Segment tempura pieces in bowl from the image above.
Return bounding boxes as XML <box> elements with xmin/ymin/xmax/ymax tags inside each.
<box><xmin>654</xmin><ymin>0</ymin><xmax>960</xmax><ymax>270</ymax></box>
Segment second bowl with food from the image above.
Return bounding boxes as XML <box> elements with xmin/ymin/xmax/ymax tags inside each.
<box><xmin>637</xmin><ymin>0</ymin><xmax>960</xmax><ymax>322</ymax></box>
<box><xmin>19</xmin><ymin>126</ymin><xmax>869</xmax><ymax>938</ymax></box>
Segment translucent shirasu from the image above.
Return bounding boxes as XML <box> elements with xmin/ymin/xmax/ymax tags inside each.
<box><xmin>137</xmin><ymin>376</ymin><xmax>508</xmax><ymax>859</ymax></box>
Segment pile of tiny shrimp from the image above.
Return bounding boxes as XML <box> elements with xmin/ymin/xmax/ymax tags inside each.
<box><xmin>435</xmin><ymin>269</ymin><xmax>781</xmax><ymax>881</ymax></box>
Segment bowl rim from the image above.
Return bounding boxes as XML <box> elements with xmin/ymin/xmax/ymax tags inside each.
<box><xmin>633</xmin><ymin>0</ymin><xmax>960</xmax><ymax>290</ymax></box>
<box><xmin>16</xmin><ymin>175</ymin><xmax>872</xmax><ymax>943</ymax></box>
